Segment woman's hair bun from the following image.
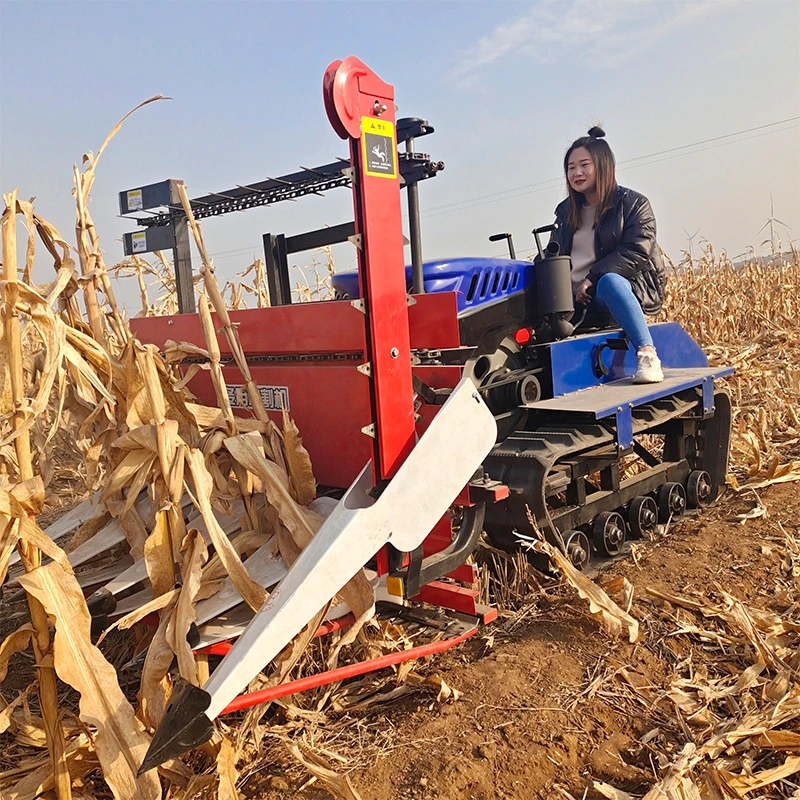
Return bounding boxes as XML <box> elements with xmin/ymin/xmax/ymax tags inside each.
<box><xmin>587</xmin><ymin>126</ymin><xmax>606</xmax><ymax>139</ymax></box>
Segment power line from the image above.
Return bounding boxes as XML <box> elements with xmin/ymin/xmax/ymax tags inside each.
<box><xmin>203</xmin><ymin>116</ymin><xmax>799</xmax><ymax>260</ymax></box>
<box><xmin>619</xmin><ymin>116</ymin><xmax>800</xmax><ymax>164</ymax></box>
<box><xmin>621</xmin><ymin>125</ymin><xmax>800</xmax><ymax>170</ymax></box>
<box><xmin>459</xmin><ymin>122</ymin><xmax>800</xmax><ymax>227</ymax></box>
<box><xmin>205</xmin><ymin>246</ymin><xmax>262</xmax><ymax>260</ymax></box>
<box><xmin>423</xmin><ymin>116</ymin><xmax>800</xmax><ymax>218</ymax></box>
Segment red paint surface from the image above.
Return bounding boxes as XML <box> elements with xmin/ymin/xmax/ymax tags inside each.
<box><xmin>445</xmin><ymin>563</ymin><xmax>479</xmax><ymax>584</ymax></box>
<box><xmin>131</xmin><ymin>301</ymin><xmax>366</xmax><ymax>357</ymax></box>
<box><xmin>413</xmin><ymin>580</ymin><xmax>480</xmax><ymax>616</ymax></box>
<box><xmin>334</xmin><ymin>63</ymin><xmax>416</xmax><ymax>482</ymax></box>
<box><xmin>130</xmin><ymin>293</ymin><xmax>458</xmax><ymax>355</ymax></box>
<box><xmin>422</xmin><ymin>516</ymin><xmax>453</xmax><ymax>558</ymax></box>
<box><xmin>407</xmin><ymin>293</ymin><xmax>460</xmax><ymax>349</ymax></box>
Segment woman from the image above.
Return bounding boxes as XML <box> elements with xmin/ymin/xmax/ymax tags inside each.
<box><xmin>551</xmin><ymin>127</ymin><xmax>667</xmax><ymax>384</ymax></box>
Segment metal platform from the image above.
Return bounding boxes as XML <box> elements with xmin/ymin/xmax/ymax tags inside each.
<box><xmin>524</xmin><ymin>366</ymin><xmax>733</xmax><ymax>450</ymax></box>
<box><xmin>526</xmin><ymin>366</ymin><xmax>734</xmax><ymax>418</ymax></box>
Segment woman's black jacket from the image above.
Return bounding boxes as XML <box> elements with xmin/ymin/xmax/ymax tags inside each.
<box><xmin>551</xmin><ymin>186</ymin><xmax>667</xmax><ymax>315</ymax></box>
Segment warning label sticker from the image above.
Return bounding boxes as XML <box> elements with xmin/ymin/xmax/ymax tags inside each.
<box><xmin>226</xmin><ymin>384</ymin><xmax>290</xmax><ymax>412</ymax></box>
<box><xmin>361</xmin><ymin>117</ymin><xmax>397</xmax><ymax>179</ymax></box>
<box><xmin>131</xmin><ymin>231</ymin><xmax>147</xmax><ymax>253</ymax></box>
<box><xmin>127</xmin><ymin>189</ymin><xmax>143</xmax><ymax>212</ymax></box>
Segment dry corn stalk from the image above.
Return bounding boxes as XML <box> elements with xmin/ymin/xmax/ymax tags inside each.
<box><xmin>2</xmin><ymin>189</ymin><xmax>72</xmax><ymax>800</ymax></box>
<box><xmin>18</xmin><ymin>561</ymin><xmax>161</xmax><ymax>800</ymax></box>
<box><xmin>659</xmin><ymin>243</ymin><xmax>800</xmax><ymax>474</ymax></box>
<box><xmin>72</xmin><ymin>95</ymin><xmax>166</xmax><ymax>349</ymax></box>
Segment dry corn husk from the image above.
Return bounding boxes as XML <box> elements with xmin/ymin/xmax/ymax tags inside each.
<box><xmin>521</xmin><ymin>518</ymin><xmax>639</xmax><ymax>643</ymax></box>
<box><xmin>18</xmin><ymin>562</ymin><xmax>161</xmax><ymax>800</ymax></box>
<box><xmin>283</xmin><ymin>739</ymin><xmax>363</xmax><ymax>800</ymax></box>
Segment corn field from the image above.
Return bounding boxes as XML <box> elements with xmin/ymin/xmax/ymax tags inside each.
<box><xmin>0</xmin><ymin>102</ymin><xmax>798</xmax><ymax>800</ymax></box>
<box><xmin>658</xmin><ymin>244</ymin><xmax>800</xmax><ymax>480</ymax></box>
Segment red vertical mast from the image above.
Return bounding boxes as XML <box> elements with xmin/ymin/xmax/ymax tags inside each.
<box><xmin>323</xmin><ymin>56</ymin><xmax>416</xmax><ymax>482</ymax></box>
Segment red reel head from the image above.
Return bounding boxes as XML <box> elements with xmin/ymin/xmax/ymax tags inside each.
<box><xmin>323</xmin><ymin>56</ymin><xmax>394</xmax><ymax>140</ymax></box>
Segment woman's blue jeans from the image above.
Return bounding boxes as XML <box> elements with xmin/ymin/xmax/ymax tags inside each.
<box><xmin>591</xmin><ymin>273</ymin><xmax>653</xmax><ymax>350</ymax></box>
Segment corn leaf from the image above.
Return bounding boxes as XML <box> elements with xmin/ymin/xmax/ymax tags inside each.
<box><xmin>17</xmin><ymin>562</ymin><xmax>161</xmax><ymax>800</ymax></box>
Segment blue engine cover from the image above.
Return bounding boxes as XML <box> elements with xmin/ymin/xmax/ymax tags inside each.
<box><xmin>330</xmin><ymin>257</ymin><xmax>533</xmax><ymax>314</ymax></box>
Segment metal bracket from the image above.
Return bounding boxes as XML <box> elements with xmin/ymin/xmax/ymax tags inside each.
<box><xmin>411</xmin><ymin>374</ymin><xmax>439</xmax><ymax>406</ymax></box>
<box><xmin>348</xmin><ymin>233</ymin><xmax>363</xmax><ymax>250</ymax></box>
<box><xmin>406</xmin><ymin>295</ymin><xmax>417</xmax><ymax>307</ymax></box>
<box><xmin>341</xmin><ymin>167</ymin><xmax>354</xmax><ymax>179</ymax></box>
<box><xmin>593</xmin><ymin>336</ymin><xmax>629</xmax><ymax>378</ymax></box>
<box><xmin>701</xmin><ymin>376</ymin><xmax>715</xmax><ymax>417</ymax></box>
<box><xmin>350</xmin><ymin>298</ymin><xmax>366</xmax><ymax>314</ymax></box>
<box><xmin>615</xmin><ymin>403</ymin><xmax>634</xmax><ymax>451</ymax></box>
<box><xmin>357</xmin><ymin>362</ymin><xmax>372</xmax><ymax>377</ymax></box>
<box><xmin>468</xmin><ymin>477</ymin><xmax>510</xmax><ymax>504</ymax></box>
<box><xmin>361</xmin><ymin>423</ymin><xmax>376</xmax><ymax>438</ymax></box>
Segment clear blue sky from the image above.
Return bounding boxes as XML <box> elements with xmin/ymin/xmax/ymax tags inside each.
<box><xmin>1</xmin><ymin>0</ymin><xmax>798</xmax><ymax>311</ymax></box>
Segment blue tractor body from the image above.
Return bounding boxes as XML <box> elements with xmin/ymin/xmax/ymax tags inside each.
<box><xmin>331</xmin><ymin>257</ymin><xmax>533</xmax><ymax>314</ymax></box>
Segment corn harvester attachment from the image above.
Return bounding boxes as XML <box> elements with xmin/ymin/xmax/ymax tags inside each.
<box><xmin>28</xmin><ymin>56</ymin><xmax>732</xmax><ymax>770</ymax></box>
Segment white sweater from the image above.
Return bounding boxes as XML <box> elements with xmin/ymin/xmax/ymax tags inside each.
<box><xmin>570</xmin><ymin>203</ymin><xmax>596</xmax><ymax>295</ymax></box>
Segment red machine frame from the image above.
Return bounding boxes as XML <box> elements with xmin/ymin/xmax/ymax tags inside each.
<box><xmin>130</xmin><ymin>59</ymin><xmax>496</xmax><ymax>713</ymax></box>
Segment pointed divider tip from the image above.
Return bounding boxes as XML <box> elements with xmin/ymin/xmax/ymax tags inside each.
<box><xmin>138</xmin><ymin>680</ymin><xmax>215</xmax><ymax>775</ymax></box>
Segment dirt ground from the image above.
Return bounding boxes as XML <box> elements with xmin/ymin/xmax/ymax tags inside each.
<box><xmin>2</xmin><ymin>482</ymin><xmax>798</xmax><ymax>800</ymax></box>
<box><xmin>242</xmin><ymin>482</ymin><xmax>800</xmax><ymax>800</ymax></box>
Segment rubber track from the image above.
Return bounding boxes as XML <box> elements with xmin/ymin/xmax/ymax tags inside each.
<box><xmin>484</xmin><ymin>388</ymin><xmax>728</xmax><ymax>558</ymax></box>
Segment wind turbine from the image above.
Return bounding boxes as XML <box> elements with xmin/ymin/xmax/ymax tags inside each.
<box><xmin>757</xmin><ymin>192</ymin><xmax>792</xmax><ymax>250</ymax></box>
<box><xmin>683</xmin><ymin>227</ymin><xmax>701</xmax><ymax>259</ymax></box>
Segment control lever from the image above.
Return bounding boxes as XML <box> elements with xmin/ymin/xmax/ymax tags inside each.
<box><xmin>489</xmin><ymin>232</ymin><xmax>516</xmax><ymax>260</ymax></box>
<box><xmin>531</xmin><ymin>223</ymin><xmax>559</xmax><ymax>260</ymax></box>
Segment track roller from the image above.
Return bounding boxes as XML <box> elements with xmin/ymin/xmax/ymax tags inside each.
<box><xmin>658</xmin><ymin>482</ymin><xmax>686</xmax><ymax>522</ymax></box>
<box><xmin>592</xmin><ymin>511</ymin><xmax>626</xmax><ymax>556</ymax></box>
<box><xmin>562</xmin><ymin>530</ymin><xmax>590</xmax><ymax>571</ymax></box>
<box><xmin>686</xmin><ymin>470</ymin><xmax>712</xmax><ymax>508</ymax></box>
<box><xmin>627</xmin><ymin>495</ymin><xmax>658</xmax><ymax>539</ymax></box>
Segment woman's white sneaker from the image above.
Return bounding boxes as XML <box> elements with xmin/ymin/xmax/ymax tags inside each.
<box><xmin>633</xmin><ymin>350</ymin><xmax>664</xmax><ymax>384</ymax></box>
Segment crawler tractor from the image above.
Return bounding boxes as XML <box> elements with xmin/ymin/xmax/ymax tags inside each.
<box><xmin>101</xmin><ymin>57</ymin><xmax>732</xmax><ymax>769</ymax></box>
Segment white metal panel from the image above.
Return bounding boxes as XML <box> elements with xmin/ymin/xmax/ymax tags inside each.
<box><xmin>201</xmin><ymin>378</ymin><xmax>496</xmax><ymax>719</ymax></box>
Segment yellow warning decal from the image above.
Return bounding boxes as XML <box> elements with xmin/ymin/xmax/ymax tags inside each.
<box><xmin>361</xmin><ymin>116</ymin><xmax>398</xmax><ymax>179</ymax></box>
<box><xmin>130</xmin><ymin>231</ymin><xmax>147</xmax><ymax>253</ymax></box>
<box><xmin>126</xmin><ymin>189</ymin><xmax>143</xmax><ymax>211</ymax></box>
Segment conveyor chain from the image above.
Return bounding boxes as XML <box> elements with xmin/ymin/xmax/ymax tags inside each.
<box><xmin>139</xmin><ymin>163</ymin><xmax>352</xmax><ymax>228</ymax></box>
<box><xmin>138</xmin><ymin>151</ymin><xmax>442</xmax><ymax>229</ymax></box>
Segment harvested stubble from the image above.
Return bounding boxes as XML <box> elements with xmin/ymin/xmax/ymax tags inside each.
<box><xmin>590</xmin><ymin>516</ymin><xmax>800</xmax><ymax>800</ymax></box>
